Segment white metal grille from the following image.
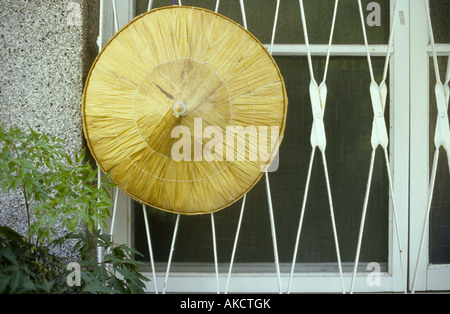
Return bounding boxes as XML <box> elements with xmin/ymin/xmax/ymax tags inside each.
<box><xmin>411</xmin><ymin>0</ymin><xmax>450</xmax><ymax>293</ymax></box>
<box><xmin>95</xmin><ymin>0</ymin><xmax>450</xmax><ymax>293</ymax></box>
<box><xmin>287</xmin><ymin>0</ymin><xmax>345</xmax><ymax>294</ymax></box>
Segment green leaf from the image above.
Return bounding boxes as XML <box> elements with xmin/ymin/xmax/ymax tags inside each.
<box><xmin>0</xmin><ymin>276</ymin><xmax>10</xmax><ymax>293</ymax></box>
<box><xmin>0</xmin><ymin>247</ymin><xmax>18</xmax><ymax>265</ymax></box>
<box><xmin>9</xmin><ymin>271</ymin><xmax>20</xmax><ymax>293</ymax></box>
<box><xmin>17</xmin><ymin>274</ymin><xmax>36</xmax><ymax>294</ymax></box>
<box><xmin>0</xmin><ymin>127</ymin><xmax>150</xmax><ymax>294</ymax></box>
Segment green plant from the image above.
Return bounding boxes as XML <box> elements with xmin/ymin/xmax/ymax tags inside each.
<box><xmin>0</xmin><ymin>125</ymin><xmax>111</xmax><ymax>242</ymax></box>
<box><xmin>0</xmin><ymin>225</ymin><xmax>65</xmax><ymax>293</ymax></box>
<box><xmin>0</xmin><ymin>125</ymin><xmax>149</xmax><ymax>293</ymax></box>
<box><xmin>54</xmin><ymin>231</ymin><xmax>149</xmax><ymax>294</ymax></box>
<box><xmin>0</xmin><ymin>225</ymin><xmax>149</xmax><ymax>294</ymax></box>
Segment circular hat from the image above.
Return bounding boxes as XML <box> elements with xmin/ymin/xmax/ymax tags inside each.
<box><xmin>82</xmin><ymin>6</ymin><xmax>287</xmax><ymax>215</ymax></box>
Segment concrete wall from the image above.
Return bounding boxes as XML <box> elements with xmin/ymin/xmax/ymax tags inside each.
<box><xmin>0</xmin><ymin>0</ymin><xmax>99</xmax><ymax>236</ymax></box>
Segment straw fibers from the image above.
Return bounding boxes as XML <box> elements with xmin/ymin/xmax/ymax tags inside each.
<box><xmin>82</xmin><ymin>6</ymin><xmax>287</xmax><ymax>215</ymax></box>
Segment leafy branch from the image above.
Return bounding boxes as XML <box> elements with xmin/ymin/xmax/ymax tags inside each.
<box><xmin>0</xmin><ymin>125</ymin><xmax>149</xmax><ymax>293</ymax></box>
<box><xmin>0</xmin><ymin>125</ymin><xmax>113</xmax><ymax>243</ymax></box>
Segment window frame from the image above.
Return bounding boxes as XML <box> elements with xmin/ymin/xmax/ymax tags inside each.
<box><xmin>409</xmin><ymin>1</ymin><xmax>450</xmax><ymax>292</ymax></box>
<box><xmin>98</xmin><ymin>0</ymin><xmax>417</xmax><ymax>293</ymax></box>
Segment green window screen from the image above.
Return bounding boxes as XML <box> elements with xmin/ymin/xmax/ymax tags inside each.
<box><xmin>136</xmin><ymin>0</ymin><xmax>390</xmax><ymax>44</ymax></box>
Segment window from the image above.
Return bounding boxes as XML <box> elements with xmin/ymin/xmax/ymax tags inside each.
<box><xmin>409</xmin><ymin>0</ymin><xmax>450</xmax><ymax>292</ymax></box>
<box><xmin>429</xmin><ymin>57</ymin><xmax>450</xmax><ymax>265</ymax></box>
<box><xmin>98</xmin><ymin>0</ymin><xmax>449</xmax><ymax>292</ymax></box>
<box><xmin>428</xmin><ymin>1</ymin><xmax>450</xmax><ymax>266</ymax></box>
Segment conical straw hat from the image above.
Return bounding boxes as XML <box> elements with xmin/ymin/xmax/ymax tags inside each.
<box><xmin>82</xmin><ymin>6</ymin><xmax>287</xmax><ymax>215</ymax></box>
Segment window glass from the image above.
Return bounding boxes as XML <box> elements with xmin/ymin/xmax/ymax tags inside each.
<box><xmin>428</xmin><ymin>0</ymin><xmax>450</xmax><ymax>265</ymax></box>
<box><xmin>430</xmin><ymin>0</ymin><xmax>450</xmax><ymax>43</ymax></box>
<box><xmin>136</xmin><ymin>0</ymin><xmax>390</xmax><ymax>44</ymax></box>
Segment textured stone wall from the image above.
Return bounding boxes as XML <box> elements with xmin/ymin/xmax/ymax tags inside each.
<box><xmin>0</xmin><ymin>0</ymin><xmax>99</xmax><ymax>236</ymax></box>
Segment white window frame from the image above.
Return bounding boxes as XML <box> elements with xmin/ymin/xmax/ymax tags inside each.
<box><xmin>97</xmin><ymin>1</ymin><xmax>429</xmax><ymax>293</ymax></box>
<box><xmin>99</xmin><ymin>0</ymin><xmax>135</xmax><ymax>250</ymax></box>
<box><xmin>409</xmin><ymin>1</ymin><xmax>450</xmax><ymax>292</ymax></box>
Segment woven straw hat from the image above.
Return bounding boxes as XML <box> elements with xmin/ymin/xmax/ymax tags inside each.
<box><xmin>82</xmin><ymin>6</ymin><xmax>287</xmax><ymax>215</ymax></box>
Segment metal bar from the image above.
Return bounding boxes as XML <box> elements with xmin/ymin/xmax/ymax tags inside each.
<box><xmin>350</xmin><ymin>150</ymin><xmax>376</xmax><ymax>293</ymax></box>
<box><xmin>381</xmin><ymin>0</ymin><xmax>399</xmax><ymax>84</ymax></box>
<box><xmin>355</xmin><ymin>0</ymin><xmax>407</xmax><ymax>294</ymax></box>
<box><xmin>95</xmin><ymin>0</ymin><xmax>105</xmax><ymax>266</ymax></box>
<box><xmin>264</xmin><ymin>44</ymin><xmax>393</xmax><ymax>57</ymax></box>
<box><xmin>211</xmin><ymin>213</ymin><xmax>220</xmax><ymax>294</ymax></box>
<box><xmin>97</xmin><ymin>0</ymin><xmax>104</xmax><ymax>51</ymax></box>
<box><xmin>321</xmin><ymin>150</ymin><xmax>345</xmax><ymax>294</ymax></box>
<box><xmin>383</xmin><ymin>148</ymin><xmax>407</xmax><ymax>293</ymax></box>
<box><xmin>143</xmin><ymin>205</ymin><xmax>158</xmax><ymax>293</ymax></box>
<box><xmin>225</xmin><ymin>194</ymin><xmax>247</xmax><ymax>294</ymax></box>
<box><xmin>109</xmin><ymin>187</ymin><xmax>119</xmax><ymax>239</ymax></box>
<box><xmin>112</xmin><ymin>0</ymin><xmax>119</xmax><ymax>33</ymax></box>
<box><xmin>268</xmin><ymin>0</ymin><xmax>280</xmax><ymax>56</ymax></box>
<box><xmin>322</xmin><ymin>0</ymin><xmax>339</xmax><ymax>84</ymax></box>
<box><xmin>287</xmin><ymin>148</ymin><xmax>316</xmax><ymax>293</ymax></box>
<box><xmin>296</xmin><ymin>0</ymin><xmax>344</xmax><ymax>294</ymax></box>
<box><xmin>215</xmin><ymin>0</ymin><xmax>220</xmax><ymax>13</ymax></box>
<box><xmin>163</xmin><ymin>214</ymin><xmax>181</xmax><ymax>294</ymax></box>
<box><xmin>299</xmin><ymin>0</ymin><xmax>315</xmax><ymax>80</ymax></box>
<box><xmin>411</xmin><ymin>148</ymin><xmax>439</xmax><ymax>293</ymax></box>
<box><xmin>423</xmin><ymin>0</ymin><xmax>441</xmax><ymax>84</ymax></box>
<box><xmin>265</xmin><ymin>172</ymin><xmax>282</xmax><ymax>294</ymax></box>
<box><xmin>239</xmin><ymin>0</ymin><xmax>248</xmax><ymax>30</ymax></box>
<box><xmin>357</xmin><ymin>0</ymin><xmax>376</xmax><ymax>82</ymax></box>
<box><xmin>105</xmin><ymin>187</ymin><xmax>119</xmax><ymax>255</ymax></box>
<box><xmin>264</xmin><ymin>4</ymin><xmax>282</xmax><ymax>293</ymax></box>
<box><xmin>97</xmin><ymin>166</ymin><xmax>103</xmax><ymax>265</ymax></box>
<box><xmin>426</xmin><ymin>44</ymin><xmax>450</xmax><ymax>57</ymax></box>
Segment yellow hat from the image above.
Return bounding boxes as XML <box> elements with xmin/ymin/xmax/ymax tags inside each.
<box><xmin>82</xmin><ymin>6</ymin><xmax>287</xmax><ymax>215</ymax></box>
